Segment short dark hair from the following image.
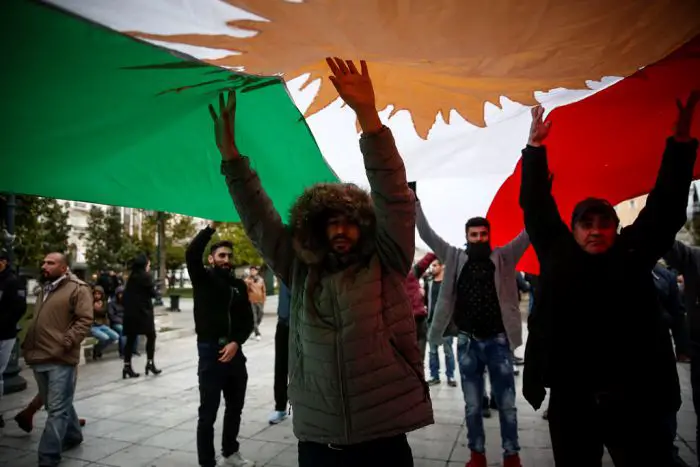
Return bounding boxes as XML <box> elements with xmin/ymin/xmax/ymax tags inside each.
<box><xmin>210</xmin><ymin>240</ymin><xmax>233</xmax><ymax>256</ymax></box>
<box><xmin>465</xmin><ymin>217</ymin><xmax>490</xmax><ymax>232</ymax></box>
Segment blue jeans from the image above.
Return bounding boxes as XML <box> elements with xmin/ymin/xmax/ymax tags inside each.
<box><xmin>90</xmin><ymin>324</ymin><xmax>119</xmax><ymax>352</ymax></box>
<box><xmin>457</xmin><ymin>333</ymin><xmax>519</xmax><ymax>457</ymax></box>
<box><xmin>111</xmin><ymin>324</ymin><xmax>139</xmax><ymax>355</ymax></box>
<box><xmin>0</xmin><ymin>338</ymin><xmax>16</xmax><ymax>400</ymax></box>
<box><xmin>429</xmin><ymin>336</ymin><xmax>455</xmax><ymax>380</ymax></box>
<box><xmin>33</xmin><ymin>364</ymin><xmax>83</xmax><ymax>466</ymax></box>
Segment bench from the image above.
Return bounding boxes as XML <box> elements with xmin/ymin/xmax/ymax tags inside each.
<box><xmin>79</xmin><ymin>337</ymin><xmax>97</xmax><ymax>366</ymax></box>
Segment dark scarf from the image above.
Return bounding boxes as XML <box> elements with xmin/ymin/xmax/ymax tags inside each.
<box><xmin>467</xmin><ymin>241</ymin><xmax>492</xmax><ymax>261</ymax></box>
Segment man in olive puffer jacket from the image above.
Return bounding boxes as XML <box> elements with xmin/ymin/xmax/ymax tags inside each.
<box><xmin>211</xmin><ymin>57</ymin><xmax>433</xmax><ymax>466</ymax></box>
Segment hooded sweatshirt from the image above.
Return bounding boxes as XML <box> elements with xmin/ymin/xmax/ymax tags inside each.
<box><xmin>92</xmin><ymin>285</ymin><xmax>109</xmax><ymax>326</ymax></box>
<box><xmin>108</xmin><ymin>286</ymin><xmax>125</xmax><ymax>325</ymax></box>
<box><xmin>222</xmin><ymin>127</ymin><xmax>433</xmax><ymax>445</ymax></box>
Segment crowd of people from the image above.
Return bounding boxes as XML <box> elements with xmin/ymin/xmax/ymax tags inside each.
<box><xmin>211</xmin><ymin>56</ymin><xmax>700</xmax><ymax>467</ymax></box>
<box><xmin>0</xmin><ymin>56</ymin><xmax>698</xmax><ymax>467</ymax></box>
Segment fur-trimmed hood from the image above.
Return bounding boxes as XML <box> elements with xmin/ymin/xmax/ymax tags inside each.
<box><xmin>289</xmin><ymin>182</ymin><xmax>376</xmax><ymax>265</ymax></box>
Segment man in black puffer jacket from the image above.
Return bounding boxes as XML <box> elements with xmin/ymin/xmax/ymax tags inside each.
<box><xmin>0</xmin><ymin>250</ymin><xmax>26</xmax><ymax>428</ymax></box>
<box><xmin>520</xmin><ymin>94</ymin><xmax>698</xmax><ymax>467</ymax></box>
<box><xmin>186</xmin><ymin>222</ymin><xmax>255</xmax><ymax>467</ymax></box>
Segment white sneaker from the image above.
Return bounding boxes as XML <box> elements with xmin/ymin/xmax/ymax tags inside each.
<box><xmin>255</xmin><ymin>335</ymin><xmax>261</xmax><ymax>341</ymax></box>
<box><xmin>219</xmin><ymin>452</ymin><xmax>255</xmax><ymax>466</ymax></box>
<box><xmin>268</xmin><ymin>410</ymin><xmax>288</xmax><ymax>424</ymax></box>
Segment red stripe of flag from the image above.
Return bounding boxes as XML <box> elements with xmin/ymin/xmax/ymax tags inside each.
<box><xmin>487</xmin><ymin>34</ymin><xmax>700</xmax><ymax>273</ymax></box>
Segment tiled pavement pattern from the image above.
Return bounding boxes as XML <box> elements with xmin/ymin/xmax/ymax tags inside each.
<box><xmin>0</xmin><ymin>298</ymin><xmax>696</xmax><ymax>466</ymax></box>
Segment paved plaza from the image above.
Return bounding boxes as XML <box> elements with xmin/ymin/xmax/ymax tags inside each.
<box><xmin>0</xmin><ymin>297</ymin><xmax>697</xmax><ymax>466</ymax></box>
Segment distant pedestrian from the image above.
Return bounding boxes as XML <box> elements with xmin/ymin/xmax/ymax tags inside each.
<box><xmin>186</xmin><ymin>222</ymin><xmax>255</xmax><ymax>467</ymax></box>
<box><xmin>244</xmin><ymin>266</ymin><xmax>266</xmax><ymax>341</ymax></box>
<box><xmin>122</xmin><ymin>254</ymin><xmax>161</xmax><ymax>379</ymax></box>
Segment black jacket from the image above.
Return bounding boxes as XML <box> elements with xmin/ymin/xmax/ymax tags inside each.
<box><xmin>123</xmin><ymin>268</ymin><xmax>156</xmax><ymax>335</ymax></box>
<box><xmin>186</xmin><ymin>227</ymin><xmax>253</xmax><ymax>345</ymax></box>
<box><xmin>0</xmin><ymin>268</ymin><xmax>26</xmax><ymax>340</ymax></box>
<box><xmin>520</xmin><ymin>138</ymin><xmax>697</xmax><ymax>412</ymax></box>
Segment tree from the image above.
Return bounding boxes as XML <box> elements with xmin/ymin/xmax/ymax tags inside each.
<box><xmin>10</xmin><ymin>196</ymin><xmax>70</xmax><ymax>269</ymax></box>
<box><xmin>84</xmin><ymin>206</ymin><xmax>109</xmax><ymax>271</ymax></box>
<box><xmin>165</xmin><ymin>244</ymin><xmax>187</xmax><ymax>273</ymax></box>
<box><xmin>85</xmin><ymin>205</ymin><xmax>129</xmax><ymax>270</ymax></box>
<box><xmin>206</xmin><ymin>223</ymin><xmax>262</xmax><ymax>267</ymax></box>
<box><xmin>170</xmin><ymin>215</ymin><xmax>196</xmax><ymax>246</ymax></box>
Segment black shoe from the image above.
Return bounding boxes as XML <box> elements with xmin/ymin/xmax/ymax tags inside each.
<box><xmin>482</xmin><ymin>407</ymin><xmax>492</xmax><ymax>418</ymax></box>
<box><xmin>122</xmin><ymin>363</ymin><xmax>141</xmax><ymax>379</ymax></box>
<box><xmin>447</xmin><ymin>378</ymin><xmax>458</xmax><ymax>387</ymax></box>
<box><xmin>513</xmin><ymin>356</ymin><xmax>525</xmax><ymax>366</ymax></box>
<box><xmin>427</xmin><ymin>378</ymin><xmax>440</xmax><ymax>386</ymax></box>
<box><xmin>0</xmin><ymin>414</ymin><xmax>4</xmax><ymax>428</ymax></box>
<box><xmin>133</xmin><ymin>351</ymin><xmax>141</xmax><ymax>357</ymax></box>
<box><xmin>145</xmin><ymin>360</ymin><xmax>162</xmax><ymax>376</ymax></box>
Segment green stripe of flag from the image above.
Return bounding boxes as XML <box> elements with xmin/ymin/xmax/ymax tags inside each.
<box><xmin>1</xmin><ymin>0</ymin><xmax>338</xmax><ymax>221</ymax></box>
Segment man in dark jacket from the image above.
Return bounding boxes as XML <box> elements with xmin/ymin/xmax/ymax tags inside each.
<box><xmin>269</xmin><ymin>280</ymin><xmax>291</xmax><ymax>425</ymax></box>
<box><xmin>186</xmin><ymin>222</ymin><xmax>254</xmax><ymax>467</ymax></box>
<box><xmin>665</xmin><ymin>239</ymin><xmax>700</xmax><ymax>463</ymax></box>
<box><xmin>520</xmin><ymin>95</ymin><xmax>698</xmax><ymax>466</ymax></box>
<box><xmin>0</xmin><ymin>249</ymin><xmax>26</xmax><ymax>428</ymax></box>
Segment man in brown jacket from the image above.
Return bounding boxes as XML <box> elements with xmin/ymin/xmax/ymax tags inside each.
<box><xmin>22</xmin><ymin>252</ymin><xmax>93</xmax><ymax>467</ymax></box>
<box><xmin>244</xmin><ymin>266</ymin><xmax>266</xmax><ymax>341</ymax></box>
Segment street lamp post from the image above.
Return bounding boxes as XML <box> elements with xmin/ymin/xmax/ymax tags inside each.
<box><xmin>2</xmin><ymin>193</ymin><xmax>27</xmax><ymax>395</ymax></box>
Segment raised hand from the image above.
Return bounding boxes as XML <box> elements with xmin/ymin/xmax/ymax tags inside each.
<box><xmin>326</xmin><ymin>57</ymin><xmax>382</xmax><ymax>133</ymax></box>
<box><xmin>675</xmin><ymin>91</ymin><xmax>700</xmax><ymax>142</ymax></box>
<box><xmin>528</xmin><ymin>105</ymin><xmax>552</xmax><ymax>147</ymax></box>
<box><xmin>208</xmin><ymin>91</ymin><xmax>241</xmax><ymax>161</ymax></box>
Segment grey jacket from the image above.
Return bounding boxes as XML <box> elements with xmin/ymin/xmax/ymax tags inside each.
<box><xmin>221</xmin><ymin>127</ymin><xmax>433</xmax><ymax>444</ymax></box>
<box><xmin>416</xmin><ymin>201</ymin><xmax>529</xmax><ymax>349</ymax></box>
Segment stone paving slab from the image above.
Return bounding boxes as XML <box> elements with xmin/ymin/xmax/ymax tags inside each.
<box><xmin>1</xmin><ymin>300</ymin><xmax>696</xmax><ymax>466</ymax></box>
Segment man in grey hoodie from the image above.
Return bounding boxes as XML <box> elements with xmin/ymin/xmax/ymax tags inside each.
<box><xmin>415</xmin><ymin>195</ymin><xmax>529</xmax><ymax>467</ymax></box>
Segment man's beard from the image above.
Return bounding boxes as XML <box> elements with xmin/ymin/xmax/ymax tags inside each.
<box><xmin>213</xmin><ymin>265</ymin><xmax>232</xmax><ymax>275</ymax></box>
<box><xmin>467</xmin><ymin>241</ymin><xmax>492</xmax><ymax>260</ymax></box>
<box><xmin>40</xmin><ymin>272</ymin><xmax>60</xmax><ymax>283</ymax></box>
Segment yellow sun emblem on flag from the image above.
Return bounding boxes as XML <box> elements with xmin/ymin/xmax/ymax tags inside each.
<box><xmin>129</xmin><ymin>0</ymin><xmax>700</xmax><ymax>139</ymax></box>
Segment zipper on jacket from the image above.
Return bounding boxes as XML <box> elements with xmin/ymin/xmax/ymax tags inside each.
<box><xmin>227</xmin><ymin>286</ymin><xmax>234</xmax><ymax>341</ymax></box>
<box><xmin>332</xmin><ymin>282</ymin><xmax>351</xmax><ymax>443</ymax></box>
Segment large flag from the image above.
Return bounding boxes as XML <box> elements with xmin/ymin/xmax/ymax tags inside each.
<box><xmin>1</xmin><ymin>0</ymin><xmax>338</xmax><ymax>222</ymax></box>
<box><xmin>4</xmin><ymin>0</ymin><xmax>700</xmax><ymax>267</ymax></box>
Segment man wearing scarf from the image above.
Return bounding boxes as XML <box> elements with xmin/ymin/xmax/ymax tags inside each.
<box><xmin>415</xmin><ymin>196</ymin><xmax>529</xmax><ymax>467</ymax></box>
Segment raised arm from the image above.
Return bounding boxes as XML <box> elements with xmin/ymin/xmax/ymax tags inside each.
<box><xmin>519</xmin><ymin>106</ymin><xmax>569</xmax><ymax>253</ymax></box>
<box><xmin>186</xmin><ymin>224</ymin><xmax>216</xmax><ymax>284</ymax></box>
<box><xmin>499</xmin><ymin>230</ymin><xmax>531</xmax><ymax>265</ymax></box>
<box><xmin>622</xmin><ymin>92</ymin><xmax>699</xmax><ymax>265</ymax></box>
<box><xmin>326</xmin><ymin>57</ymin><xmax>414</xmax><ymax>274</ymax></box>
<box><xmin>413</xmin><ymin>252</ymin><xmax>437</xmax><ymax>278</ymax></box>
<box><xmin>415</xmin><ymin>199</ymin><xmax>452</xmax><ymax>262</ymax></box>
<box><xmin>210</xmin><ymin>91</ymin><xmax>295</xmax><ymax>285</ymax></box>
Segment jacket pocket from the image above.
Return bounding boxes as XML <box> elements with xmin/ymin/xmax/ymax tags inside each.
<box><xmin>388</xmin><ymin>338</ymin><xmax>430</xmax><ymax>401</ymax></box>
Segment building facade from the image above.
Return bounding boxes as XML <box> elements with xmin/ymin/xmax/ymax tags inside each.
<box><xmin>63</xmin><ymin>201</ymin><xmax>145</xmax><ymax>264</ymax></box>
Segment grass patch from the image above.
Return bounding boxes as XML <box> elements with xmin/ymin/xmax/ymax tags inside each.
<box><xmin>164</xmin><ymin>288</ymin><xmax>193</xmax><ymax>298</ymax></box>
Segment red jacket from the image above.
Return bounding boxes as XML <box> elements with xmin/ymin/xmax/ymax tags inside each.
<box><xmin>406</xmin><ymin>252</ymin><xmax>437</xmax><ymax>317</ymax></box>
